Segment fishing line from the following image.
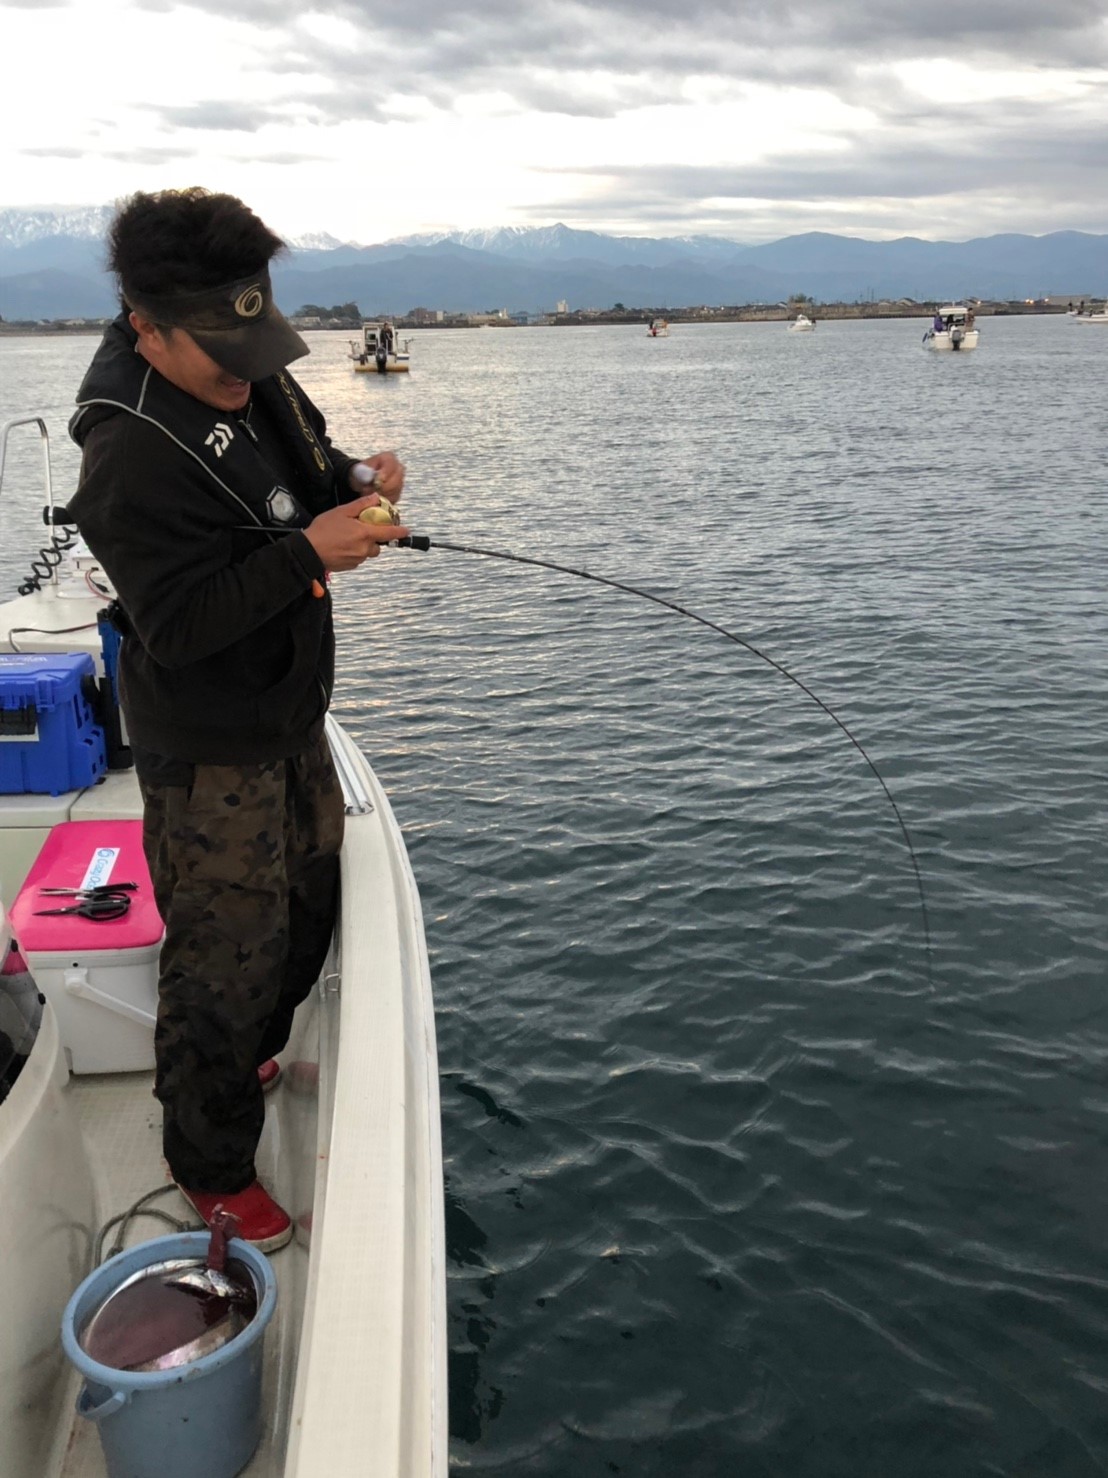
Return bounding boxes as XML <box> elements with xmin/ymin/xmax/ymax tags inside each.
<box><xmin>395</xmin><ymin>533</ymin><xmax>933</xmax><ymax>984</ymax></box>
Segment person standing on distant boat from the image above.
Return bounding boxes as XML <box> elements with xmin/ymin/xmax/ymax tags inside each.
<box><xmin>67</xmin><ymin>188</ymin><xmax>408</xmax><ymax>1251</ymax></box>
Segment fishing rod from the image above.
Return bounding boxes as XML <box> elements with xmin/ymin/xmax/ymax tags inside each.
<box><xmin>387</xmin><ymin>529</ymin><xmax>934</xmax><ymax>985</ymax></box>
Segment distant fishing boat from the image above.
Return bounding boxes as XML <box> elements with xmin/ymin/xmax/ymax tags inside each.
<box><xmin>1072</xmin><ymin>301</ymin><xmax>1108</xmax><ymax>324</ymax></box>
<box><xmin>350</xmin><ymin>321</ymin><xmax>412</xmax><ymax>373</ymax></box>
<box><xmin>647</xmin><ymin>319</ymin><xmax>669</xmax><ymax>337</ymax></box>
<box><xmin>788</xmin><ymin>313</ymin><xmax>815</xmax><ymax>332</ymax></box>
<box><xmin>923</xmin><ymin>305</ymin><xmax>979</xmax><ymax>352</ymax></box>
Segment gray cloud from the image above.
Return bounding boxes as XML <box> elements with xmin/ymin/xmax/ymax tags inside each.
<box><xmin>156</xmin><ymin>102</ymin><xmax>283</xmax><ymax>132</ymax></box>
<box><xmin>555</xmin><ymin>120</ymin><xmax>1104</xmax><ymax>203</ymax></box>
<box><xmin>208</xmin><ymin>0</ymin><xmax>1108</xmax><ymax>138</ymax></box>
<box><xmin>34</xmin><ymin>0</ymin><xmax>1108</xmax><ymax>86</ymax></box>
<box><xmin>243</xmin><ymin>151</ymin><xmax>331</xmax><ymax>164</ymax></box>
<box><xmin>145</xmin><ymin>95</ymin><xmax>393</xmax><ymax>129</ymax></box>
<box><xmin>98</xmin><ymin>0</ymin><xmax>1108</xmax><ymax>135</ymax></box>
<box><xmin>128</xmin><ymin>0</ymin><xmax>1108</xmax><ymax>77</ymax></box>
<box><xmin>22</xmin><ymin>142</ymin><xmax>329</xmax><ymax>168</ymax></box>
<box><xmin>532</xmin><ymin>98</ymin><xmax>1108</xmax><ymax>236</ymax></box>
<box><xmin>20</xmin><ymin>145</ymin><xmax>194</xmax><ymax>163</ymax></box>
<box><xmin>40</xmin><ymin>0</ymin><xmax>1108</xmax><ymax>238</ymax></box>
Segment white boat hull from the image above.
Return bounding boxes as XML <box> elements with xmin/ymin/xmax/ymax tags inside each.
<box><xmin>351</xmin><ymin>321</ymin><xmax>412</xmax><ymax>372</ymax></box>
<box><xmin>925</xmin><ymin>329</ymin><xmax>979</xmax><ymax>351</ymax></box>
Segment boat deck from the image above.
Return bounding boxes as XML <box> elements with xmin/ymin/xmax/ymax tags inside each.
<box><xmin>1</xmin><ymin>760</ymin><xmax>316</xmax><ymax>1478</ymax></box>
<box><xmin>2</xmin><ymin>574</ymin><xmax>447</xmax><ymax>1477</ymax></box>
<box><xmin>53</xmin><ymin>1062</ymin><xmax>311</xmax><ymax>1478</ymax></box>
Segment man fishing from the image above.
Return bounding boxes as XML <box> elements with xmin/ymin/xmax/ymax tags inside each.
<box><xmin>68</xmin><ymin>187</ymin><xmax>407</xmax><ymax>1249</ymax></box>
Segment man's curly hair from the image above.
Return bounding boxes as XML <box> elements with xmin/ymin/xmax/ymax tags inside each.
<box><xmin>108</xmin><ymin>188</ymin><xmax>286</xmax><ymax>314</ymax></box>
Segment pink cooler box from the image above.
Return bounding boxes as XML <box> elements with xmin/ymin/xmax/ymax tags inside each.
<box><xmin>9</xmin><ymin>821</ymin><xmax>163</xmax><ymax>1073</ymax></box>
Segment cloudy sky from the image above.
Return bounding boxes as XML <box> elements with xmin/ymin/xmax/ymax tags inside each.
<box><xmin>3</xmin><ymin>0</ymin><xmax>1108</xmax><ymax>245</ymax></box>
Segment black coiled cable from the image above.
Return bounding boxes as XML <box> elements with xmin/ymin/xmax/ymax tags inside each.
<box><xmin>17</xmin><ymin>521</ymin><xmax>79</xmax><ymax>596</ymax></box>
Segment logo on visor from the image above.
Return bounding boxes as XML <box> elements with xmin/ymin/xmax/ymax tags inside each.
<box><xmin>234</xmin><ymin>284</ymin><xmax>265</xmax><ymax>318</ymax></box>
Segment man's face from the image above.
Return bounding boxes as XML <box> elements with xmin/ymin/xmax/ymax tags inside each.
<box><xmin>130</xmin><ymin>314</ymin><xmax>251</xmax><ymax>412</ymax></box>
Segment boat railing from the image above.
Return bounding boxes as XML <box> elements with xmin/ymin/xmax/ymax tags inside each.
<box><xmin>1</xmin><ymin>414</ymin><xmax>57</xmax><ymax>520</ymax></box>
<box><xmin>0</xmin><ymin>417</ymin><xmax>71</xmax><ymax>594</ymax></box>
<box><xmin>324</xmin><ymin>713</ymin><xmax>375</xmax><ymax>817</ymax></box>
<box><xmin>0</xmin><ymin>416</ymin><xmax>56</xmax><ymax>509</ymax></box>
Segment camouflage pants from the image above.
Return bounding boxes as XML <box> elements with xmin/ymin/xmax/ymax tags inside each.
<box><xmin>138</xmin><ymin>734</ymin><xmax>344</xmax><ymax>1193</ymax></box>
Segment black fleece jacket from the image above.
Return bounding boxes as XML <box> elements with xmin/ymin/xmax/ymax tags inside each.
<box><xmin>68</xmin><ymin>319</ymin><xmax>361</xmax><ymax>764</ymax></box>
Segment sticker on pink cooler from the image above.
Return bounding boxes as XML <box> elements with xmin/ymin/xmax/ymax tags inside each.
<box><xmin>81</xmin><ymin>847</ymin><xmax>121</xmax><ymax>891</ymax></box>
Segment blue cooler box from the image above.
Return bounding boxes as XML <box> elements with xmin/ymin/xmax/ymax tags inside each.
<box><xmin>0</xmin><ymin>653</ymin><xmax>107</xmax><ymax>796</ymax></box>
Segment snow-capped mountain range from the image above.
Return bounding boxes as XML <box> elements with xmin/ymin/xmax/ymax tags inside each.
<box><xmin>0</xmin><ymin>206</ymin><xmax>116</xmax><ymax>247</ymax></box>
<box><xmin>0</xmin><ymin>208</ymin><xmax>346</xmax><ymax>253</ymax></box>
<box><xmin>385</xmin><ymin>222</ymin><xmax>754</xmax><ymax>266</ymax></box>
<box><xmin>1</xmin><ymin>207</ymin><xmax>1105</xmax><ymax>321</ymax></box>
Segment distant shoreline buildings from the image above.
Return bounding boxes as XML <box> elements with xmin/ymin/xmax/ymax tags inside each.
<box><xmin>0</xmin><ymin>297</ymin><xmax>1086</xmax><ymax>337</ymax></box>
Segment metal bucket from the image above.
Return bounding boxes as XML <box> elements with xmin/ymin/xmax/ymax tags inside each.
<box><xmin>61</xmin><ymin>1232</ymin><xmax>277</xmax><ymax>1478</ymax></box>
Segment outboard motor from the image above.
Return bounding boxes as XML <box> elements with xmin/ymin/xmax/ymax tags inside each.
<box><xmin>375</xmin><ymin>342</ymin><xmax>388</xmax><ymax>374</ymax></box>
<box><xmin>951</xmin><ymin>326</ymin><xmax>963</xmax><ymax>350</ymax></box>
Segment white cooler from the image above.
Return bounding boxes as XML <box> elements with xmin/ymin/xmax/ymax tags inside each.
<box><xmin>7</xmin><ymin>820</ymin><xmax>163</xmax><ymax>1073</ymax></box>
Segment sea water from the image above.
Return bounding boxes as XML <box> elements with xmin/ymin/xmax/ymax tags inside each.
<box><xmin>2</xmin><ymin>315</ymin><xmax>1106</xmax><ymax>1475</ymax></box>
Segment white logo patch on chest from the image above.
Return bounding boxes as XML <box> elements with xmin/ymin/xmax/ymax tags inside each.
<box><xmin>267</xmin><ymin>486</ymin><xmax>299</xmax><ymax>523</ymax></box>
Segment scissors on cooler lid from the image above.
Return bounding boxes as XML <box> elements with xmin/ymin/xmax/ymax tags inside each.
<box><xmin>34</xmin><ymin>894</ymin><xmax>132</xmax><ymax>921</ymax></box>
<box><xmin>38</xmin><ymin>882</ymin><xmax>139</xmax><ymax>897</ymax></box>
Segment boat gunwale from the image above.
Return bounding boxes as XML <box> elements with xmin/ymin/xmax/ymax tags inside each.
<box><xmin>285</xmin><ymin>718</ymin><xmax>447</xmax><ymax>1478</ymax></box>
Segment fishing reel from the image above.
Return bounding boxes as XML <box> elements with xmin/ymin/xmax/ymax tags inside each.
<box><xmin>358</xmin><ymin>495</ymin><xmax>401</xmax><ymax>526</ymax></box>
<box><xmin>352</xmin><ymin>462</ymin><xmax>402</xmax><ymax>526</ymax></box>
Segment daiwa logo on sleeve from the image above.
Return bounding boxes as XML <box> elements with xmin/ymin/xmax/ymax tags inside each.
<box><xmin>81</xmin><ymin>847</ymin><xmax>119</xmax><ymax>890</ymax></box>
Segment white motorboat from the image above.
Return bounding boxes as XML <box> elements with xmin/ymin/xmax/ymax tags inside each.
<box><xmin>788</xmin><ymin>313</ymin><xmax>815</xmax><ymax>332</ymax></box>
<box><xmin>1072</xmin><ymin>302</ymin><xmax>1108</xmax><ymax>324</ymax></box>
<box><xmin>923</xmin><ymin>305</ymin><xmax>979</xmax><ymax>351</ymax></box>
<box><xmin>349</xmin><ymin>321</ymin><xmax>412</xmax><ymax>372</ymax></box>
<box><xmin>646</xmin><ymin>318</ymin><xmax>669</xmax><ymax>337</ymax></box>
<box><xmin>0</xmin><ymin>416</ymin><xmax>447</xmax><ymax>1478</ymax></box>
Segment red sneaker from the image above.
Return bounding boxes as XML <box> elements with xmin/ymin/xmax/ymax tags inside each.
<box><xmin>178</xmin><ymin>1180</ymin><xmax>293</xmax><ymax>1253</ymax></box>
<box><xmin>257</xmin><ymin>1059</ymin><xmax>282</xmax><ymax>1093</ymax></box>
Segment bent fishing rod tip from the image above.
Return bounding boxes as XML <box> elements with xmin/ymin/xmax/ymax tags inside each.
<box><xmin>378</xmin><ymin>530</ymin><xmax>933</xmax><ymax>982</ymax></box>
